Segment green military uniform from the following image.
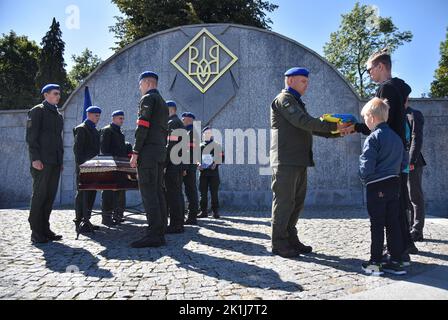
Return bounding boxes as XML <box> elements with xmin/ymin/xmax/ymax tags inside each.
<box><xmin>270</xmin><ymin>88</ymin><xmax>337</xmax><ymax>255</ymax></box>
<box><xmin>100</xmin><ymin>123</ymin><xmax>132</xmax><ymax>224</ymax></box>
<box><xmin>183</xmin><ymin>124</ymin><xmax>200</xmax><ymax>224</ymax></box>
<box><xmin>26</xmin><ymin>101</ymin><xmax>64</xmax><ymax>242</ymax></box>
<box><xmin>165</xmin><ymin>114</ymin><xmax>185</xmax><ymax>232</ymax></box>
<box><xmin>73</xmin><ymin>120</ymin><xmax>100</xmax><ymax>231</ymax></box>
<box><xmin>133</xmin><ymin>88</ymin><xmax>169</xmax><ymax>245</ymax></box>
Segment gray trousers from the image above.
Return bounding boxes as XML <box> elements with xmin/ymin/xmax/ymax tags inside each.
<box><xmin>408</xmin><ymin>166</ymin><xmax>425</xmax><ymax>235</ymax></box>
<box><xmin>271</xmin><ymin>166</ymin><xmax>307</xmax><ymax>250</ymax></box>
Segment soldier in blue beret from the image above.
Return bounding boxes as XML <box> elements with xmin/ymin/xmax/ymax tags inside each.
<box><xmin>165</xmin><ymin>100</ymin><xmax>186</xmax><ymax>234</ymax></box>
<box><xmin>100</xmin><ymin>110</ymin><xmax>132</xmax><ymax>226</ymax></box>
<box><xmin>130</xmin><ymin>70</ymin><xmax>169</xmax><ymax>248</ymax></box>
<box><xmin>73</xmin><ymin>106</ymin><xmax>102</xmax><ymax>235</ymax></box>
<box><xmin>26</xmin><ymin>84</ymin><xmax>64</xmax><ymax>243</ymax></box>
<box><xmin>269</xmin><ymin>67</ymin><xmax>351</xmax><ymax>258</ymax></box>
<box><xmin>181</xmin><ymin>112</ymin><xmax>200</xmax><ymax>225</ymax></box>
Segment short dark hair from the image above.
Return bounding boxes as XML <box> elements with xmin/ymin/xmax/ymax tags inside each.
<box><xmin>368</xmin><ymin>49</ymin><xmax>392</xmax><ymax>70</ymax></box>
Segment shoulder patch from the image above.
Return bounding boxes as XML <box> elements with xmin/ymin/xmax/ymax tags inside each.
<box><xmin>282</xmin><ymin>101</ymin><xmax>291</xmax><ymax>108</ymax></box>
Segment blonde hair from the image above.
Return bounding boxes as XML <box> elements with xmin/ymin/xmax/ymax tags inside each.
<box><xmin>361</xmin><ymin>97</ymin><xmax>390</xmax><ymax>122</ymax></box>
<box><xmin>367</xmin><ymin>48</ymin><xmax>392</xmax><ymax>70</ymax></box>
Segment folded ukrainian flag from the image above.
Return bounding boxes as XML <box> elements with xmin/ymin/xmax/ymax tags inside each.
<box><xmin>320</xmin><ymin>113</ymin><xmax>358</xmax><ymax>134</ymax></box>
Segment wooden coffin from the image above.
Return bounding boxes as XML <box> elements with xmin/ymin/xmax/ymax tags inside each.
<box><xmin>78</xmin><ymin>156</ymin><xmax>138</xmax><ymax>190</ymax></box>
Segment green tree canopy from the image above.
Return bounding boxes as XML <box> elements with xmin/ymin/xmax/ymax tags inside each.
<box><xmin>68</xmin><ymin>48</ymin><xmax>103</xmax><ymax>88</ymax></box>
<box><xmin>35</xmin><ymin>18</ymin><xmax>72</xmax><ymax>105</ymax></box>
<box><xmin>430</xmin><ymin>27</ymin><xmax>448</xmax><ymax>98</ymax></box>
<box><xmin>0</xmin><ymin>31</ymin><xmax>41</xmax><ymax>110</ymax></box>
<box><xmin>323</xmin><ymin>2</ymin><xmax>413</xmax><ymax>98</ymax></box>
<box><xmin>110</xmin><ymin>0</ymin><xmax>278</xmax><ymax>50</ymax></box>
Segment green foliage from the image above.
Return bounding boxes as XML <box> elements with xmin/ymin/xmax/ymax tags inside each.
<box><xmin>68</xmin><ymin>48</ymin><xmax>103</xmax><ymax>88</ymax></box>
<box><xmin>323</xmin><ymin>2</ymin><xmax>412</xmax><ymax>98</ymax></box>
<box><xmin>430</xmin><ymin>27</ymin><xmax>448</xmax><ymax>98</ymax></box>
<box><xmin>35</xmin><ymin>18</ymin><xmax>72</xmax><ymax>106</ymax></box>
<box><xmin>110</xmin><ymin>0</ymin><xmax>278</xmax><ymax>50</ymax></box>
<box><xmin>0</xmin><ymin>31</ymin><xmax>41</xmax><ymax>110</ymax></box>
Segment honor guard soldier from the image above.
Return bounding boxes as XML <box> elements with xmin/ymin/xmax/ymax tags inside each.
<box><xmin>270</xmin><ymin>67</ymin><xmax>349</xmax><ymax>258</ymax></box>
<box><xmin>73</xmin><ymin>106</ymin><xmax>102</xmax><ymax>235</ymax></box>
<box><xmin>165</xmin><ymin>101</ymin><xmax>186</xmax><ymax>234</ymax></box>
<box><xmin>100</xmin><ymin>110</ymin><xmax>132</xmax><ymax>226</ymax></box>
<box><xmin>181</xmin><ymin>112</ymin><xmax>200</xmax><ymax>225</ymax></box>
<box><xmin>26</xmin><ymin>84</ymin><xmax>64</xmax><ymax>244</ymax></box>
<box><xmin>197</xmin><ymin>127</ymin><xmax>224</xmax><ymax>219</ymax></box>
<box><xmin>130</xmin><ymin>71</ymin><xmax>169</xmax><ymax>248</ymax></box>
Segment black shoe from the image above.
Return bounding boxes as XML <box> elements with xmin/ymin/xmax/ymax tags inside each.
<box><xmin>197</xmin><ymin>211</ymin><xmax>209</xmax><ymax>218</ymax></box>
<box><xmin>272</xmin><ymin>247</ymin><xmax>301</xmax><ymax>258</ymax></box>
<box><xmin>405</xmin><ymin>243</ymin><xmax>419</xmax><ymax>255</ymax></box>
<box><xmin>113</xmin><ymin>212</ymin><xmax>125</xmax><ymax>223</ymax></box>
<box><xmin>31</xmin><ymin>233</ymin><xmax>49</xmax><ymax>244</ymax></box>
<box><xmin>383</xmin><ymin>261</ymin><xmax>407</xmax><ymax>275</ymax></box>
<box><xmin>184</xmin><ymin>217</ymin><xmax>198</xmax><ymax>225</ymax></box>
<box><xmin>102</xmin><ymin>215</ymin><xmax>118</xmax><ymax>227</ymax></box>
<box><xmin>78</xmin><ymin>221</ymin><xmax>96</xmax><ymax>234</ymax></box>
<box><xmin>212</xmin><ymin>211</ymin><xmax>220</xmax><ymax>219</ymax></box>
<box><xmin>130</xmin><ymin>236</ymin><xmax>165</xmax><ymax>248</ymax></box>
<box><xmin>46</xmin><ymin>232</ymin><xmax>63</xmax><ymax>241</ymax></box>
<box><xmin>291</xmin><ymin>241</ymin><xmax>312</xmax><ymax>254</ymax></box>
<box><xmin>166</xmin><ymin>226</ymin><xmax>184</xmax><ymax>234</ymax></box>
<box><xmin>401</xmin><ymin>253</ymin><xmax>411</xmax><ymax>267</ymax></box>
<box><xmin>411</xmin><ymin>232</ymin><xmax>424</xmax><ymax>242</ymax></box>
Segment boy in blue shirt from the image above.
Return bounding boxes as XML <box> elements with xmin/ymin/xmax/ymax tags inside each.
<box><xmin>359</xmin><ymin>98</ymin><xmax>407</xmax><ymax>276</ymax></box>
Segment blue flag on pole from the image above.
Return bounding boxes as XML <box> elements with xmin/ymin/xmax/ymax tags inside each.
<box><xmin>82</xmin><ymin>86</ymin><xmax>92</xmax><ymax>121</ymax></box>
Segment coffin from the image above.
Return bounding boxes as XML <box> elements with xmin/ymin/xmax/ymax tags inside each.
<box><xmin>78</xmin><ymin>156</ymin><xmax>138</xmax><ymax>190</ymax></box>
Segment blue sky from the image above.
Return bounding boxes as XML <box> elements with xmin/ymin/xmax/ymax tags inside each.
<box><xmin>1</xmin><ymin>0</ymin><xmax>447</xmax><ymax>97</ymax></box>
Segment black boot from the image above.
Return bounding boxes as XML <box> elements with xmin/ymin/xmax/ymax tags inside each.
<box><xmin>197</xmin><ymin>210</ymin><xmax>208</xmax><ymax>218</ymax></box>
<box><xmin>31</xmin><ymin>232</ymin><xmax>49</xmax><ymax>244</ymax></box>
<box><xmin>212</xmin><ymin>210</ymin><xmax>220</xmax><ymax>219</ymax></box>
<box><xmin>130</xmin><ymin>235</ymin><xmax>165</xmax><ymax>248</ymax></box>
<box><xmin>102</xmin><ymin>214</ymin><xmax>117</xmax><ymax>227</ymax></box>
<box><xmin>45</xmin><ymin>230</ymin><xmax>63</xmax><ymax>241</ymax></box>
<box><xmin>184</xmin><ymin>216</ymin><xmax>198</xmax><ymax>225</ymax></box>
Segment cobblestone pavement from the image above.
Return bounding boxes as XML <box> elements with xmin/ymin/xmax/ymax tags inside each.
<box><xmin>0</xmin><ymin>207</ymin><xmax>447</xmax><ymax>300</ymax></box>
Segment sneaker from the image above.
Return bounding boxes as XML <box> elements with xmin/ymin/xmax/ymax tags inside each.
<box><xmin>383</xmin><ymin>261</ymin><xmax>407</xmax><ymax>275</ymax></box>
<box><xmin>361</xmin><ymin>262</ymin><xmax>384</xmax><ymax>276</ymax></box>
<box><xmin>401</xmin><ymin>253</ymin><xmax>411</xmax><ymax>267</ymax></box>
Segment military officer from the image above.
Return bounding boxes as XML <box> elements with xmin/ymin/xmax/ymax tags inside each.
<box><xmin>181</xmin><ymin>112</ymin><xmax>200</xmax><ymax>225</ymax></box>
<box><xmin>100</xmin><ymin>110</ymin><xmax>132</xmax><ymax>226</ymax></box>
<box><xmin>270</xmin><ymin>67</ymin><xmax>350</xmax><ymax>258</ymax></box>
<box><xmin>26</xmin><ymin>84</ymin><xmax>64</xmax><ymax>244</ymax></box>
<box><xmin>73</xmin><ymin>106</ymin><xmax>102</xmax><ymax>235</ymax></box>
<box><xmin>130</xmin><ymin>71</ymin><xmax>169</xmax><ymax>248</ymax></box>
<box><xmin>165</xmin><ymin>101</ymin><xmax>185</xmax><ymax>233</ymax></box>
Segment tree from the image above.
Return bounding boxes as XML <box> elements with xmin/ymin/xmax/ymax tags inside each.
<box><xmin>323</xmin><ymin>3</ymin><xmax>413</xmax><ymax>98</ymax></box>
<box><xmin>0</xmin><ymin>31</ymin><xmax>41</xmax><ymax>110</ymax></box>
<box><xmin>35</xmin><ymin>18</ymin><xmax>72</xmax><ymax>105</ymax></box>
<box><xmin>110</xmin><ymin>0</ymin><xmax>278</xmax><ymax>50</ymax></box>
<box><xmin>430</xmin><ymin>27</ymin><xmax>448</xmax><ymax>98</ymax></box>
<box><xmin>68</xmin><ymin>48</ymin><xmax>103</xmax><ymax>87</ymax></box>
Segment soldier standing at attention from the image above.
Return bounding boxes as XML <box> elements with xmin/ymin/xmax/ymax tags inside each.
<box><xmin>100</xmin><ymin>110</ymin><xmax>132</xmax><ymax>226</ymax></box>
<box><xmin>26</xmin><ymin>84</ymin><xmax>64</xmax><ymax>244</ymax></box>
<box><xmin>181</xmin><ymin>112</ymin><xmax>200</xmax><ymax>225</ymax></box>
<box><xmin>165</xmin><ymin>100</ymin><xmax>186</xmax><ymax>234</ymax></box>
<box><xmin>130</xmin><ymin>71</ymin><xmax>169</xmax><ymax>248</ymax></box>
<box><xmin>270</xmin><ymin>67</ymin><xmax>350</xmax><ymax>258</ymax></box>
<box><xmin>73</xmin><ymin>106</ymin><xmax>102</xmax><ymax>235</ymax></box>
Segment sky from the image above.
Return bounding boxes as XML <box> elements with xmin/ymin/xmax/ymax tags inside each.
<box><xmin>0</xmin><ymin>0</ymin><xmax>447</xmax><ymax>97</ymax></box>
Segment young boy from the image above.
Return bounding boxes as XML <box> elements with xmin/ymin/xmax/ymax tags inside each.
<box><xmin>359</xmin><ymin>98</ymin><xmax>407</xmax><ymax>276</ymax></box>
<box><xmin>197</xmin><ymin>127</ymin><xmax>224</xmax><ymax>219</ymax></box>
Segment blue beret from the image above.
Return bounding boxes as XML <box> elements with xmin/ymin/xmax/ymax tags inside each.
<box><xmin>284</xmin><ymin>67</ymin><xmax>310</xmax><ymax>78</ymax></box>
<box><xmin>202</xmin><ymin>126</ymin><xmax>211</xmax><ymax>133</ymax></box>
<box><xmin>41</xmin><ymin>84</ymin><xmax>60</xmax><ymax>94</ymax></box>
<box><xmin>166</xmin><ymin>100</ymin><xmax>177</xmax><ymax>107</ymax></box>
<box><xmin>112</xmin><ymin>110</ymin><xmax>124</xmax><ymax>117</ymax></box>
<box><xmin>86</xmin><ymin>106</ymin><xmax>102</xmax><ymax>114</ymax></box>
<box><xmin>139</xmin><ymin>71</ymin><xmax>159</xmax><ymax>81</ymax></box>
<box><xmin>181</xmin><ymin>112</ymin><xmax>196</xmax><ymax>120</ymax></box>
